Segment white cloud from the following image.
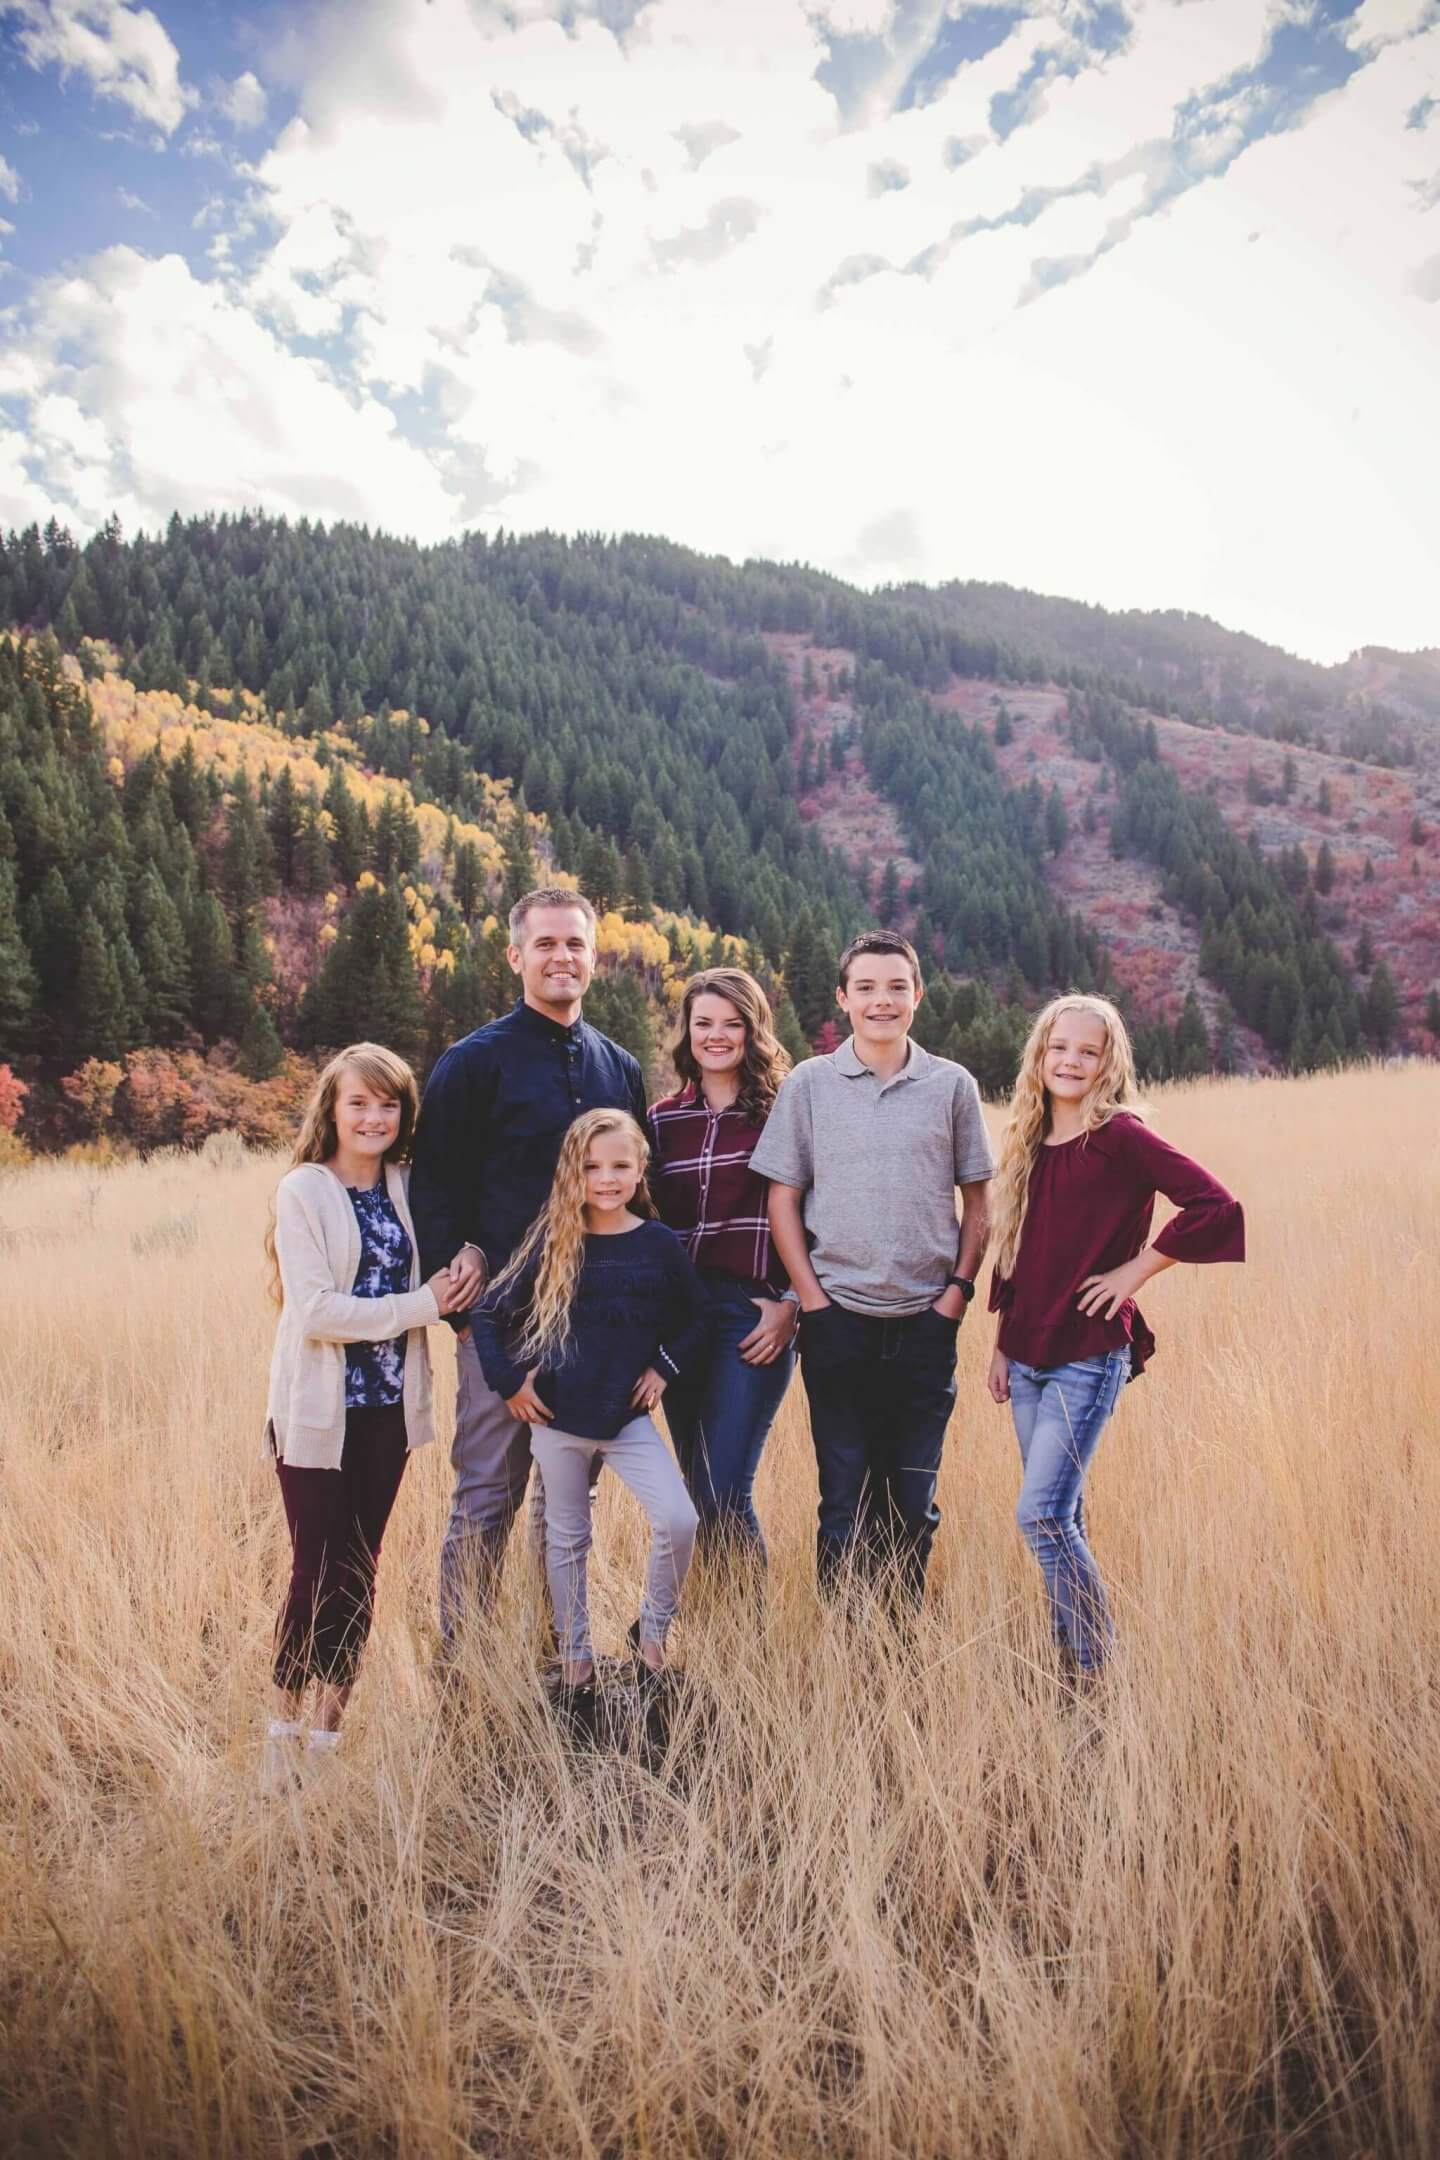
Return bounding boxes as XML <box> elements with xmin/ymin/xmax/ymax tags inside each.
<box><xmin>7</xmin><ymin>0</ymin><xmax>1438</xmax><ymax>662</ymax></box>
<box><xmin>220</xmin><ymin>69</ymin><xmax>267</xmax><ymax>131</ymax></box>
<box><xmin>3</xmin><ymin>0</ymin><xmax>194</xmax><ymax>134</ymax></box>
<box><xmin>7</xmin><ymin>247</ymin><xmax>459</xmax><ymax>535</ymax></box>
<box><xmin>0</xmin><ymin>154</ymin><xmax>19</xmax><ymax>202</ymax></box>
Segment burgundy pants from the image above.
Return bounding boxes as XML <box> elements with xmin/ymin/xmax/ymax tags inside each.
<box><xmin>273</xmin><ymin>1402</ymin><xmax>410</xmax><ymax>1690</ymax></box>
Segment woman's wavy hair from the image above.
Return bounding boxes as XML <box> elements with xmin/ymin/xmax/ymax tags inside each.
<box><xmin>487</xmin><ymin>1108</ymin><xmax>656</xmax><ymax>1370</ymax></box>
<box><xmin>990</xmin><ymin>994</ymin><xmax>1144</xmax><ymax>1279</ymax></box>
<box><xmin>265</xmin><ymin>1042</ymin><xmax>420</xmax><ymax>1304</ymax></box>
<box><xmin>670</xmin><ymin>967</ymin><xmax>791</xmax><ymax>1122</ymax></box>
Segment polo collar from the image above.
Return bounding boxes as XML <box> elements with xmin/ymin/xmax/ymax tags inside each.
<box><xmin>512</xmin><ymin>997</ymin><xmax>585</xmax><ymax>1046</ymax></box>
<box><xmin>834</xmin><ymin>1034</ymin><xmax>929</xmax><ymax>1087</ymax></box>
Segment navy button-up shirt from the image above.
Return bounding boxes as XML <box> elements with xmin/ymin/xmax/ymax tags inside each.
<box><xmin>409</xmin><ymin>999</ymin><xmax>647</xmax><ymax>1310</ymax></box>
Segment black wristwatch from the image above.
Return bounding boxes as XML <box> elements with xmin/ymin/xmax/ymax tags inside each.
<box><xmin>947</xmin><ymin>1275</ymin><xmax>977</xmax><ymax>1304</ymax></box>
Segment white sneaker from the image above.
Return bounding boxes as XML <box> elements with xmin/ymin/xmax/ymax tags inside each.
<box><xmin>305</xmin><ymin>1728</ymin><xmax>342</xmax><ymax>1777</ymax></box>
<box><xmin>259</xmin><ymin>1718</ymin><xmax>304</xmax><ymax>1798</ymax></box>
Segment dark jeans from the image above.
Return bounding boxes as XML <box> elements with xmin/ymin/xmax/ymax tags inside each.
<box><xmin>798</xmin><ymin>1300</ymin><xmax>959</xmax><ymax>1603</ymax></box>
<box><xmin>663</xmin><ymin>1277</ymin><xmax>796</xmax><ymax>1564</ymax></box>
<box><xmin>274</xmin><ymin>1402</ymin><xmax>410</xmax><ymax>1690</ymax></box>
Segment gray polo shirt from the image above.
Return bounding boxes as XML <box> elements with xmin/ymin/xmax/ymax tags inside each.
<box><xmin>751</xmin><ymin>1035</ymin><xmax>995</xmax><ymax>1316</ymax></box>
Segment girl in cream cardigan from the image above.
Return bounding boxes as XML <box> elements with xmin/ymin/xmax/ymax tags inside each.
<box><xmin>262</xmin><ymin>1042</ymin><xmax>469</xmax><ymax>1787</ymax></box>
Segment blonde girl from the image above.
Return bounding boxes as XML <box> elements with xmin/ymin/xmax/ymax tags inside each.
<box><xmin>262</xmin><ymin>1044</ymin><xmax>464</xmax><ymax>1786</ymax></box>
<box><xmin>472</xmin><ymin>1109</ymin><xmax>708</xmax><ymax>1724</ymax></box>
<box><xmin>987</xmin><ymin>995</ymin><xmax>1244</xmax><ymax>1681</ymax></box>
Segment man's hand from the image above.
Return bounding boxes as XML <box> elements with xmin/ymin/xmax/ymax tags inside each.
<box><xmin>987</xmin><ymin>1347</ymin><xmax>1010</xmax><ymax>1404</ymax></box>
<box><xmin>447</xmin><ymin>1244</ymin><xmax>487</xmax><ymax>1310</ymax></box>
<box><xmin>1076</xmin><ymin>1254</ymin><xmax>1148</xmax><ymax>1320</ymax></box>
<box><xmin>930</xmin><ymin>1283</ymin><xmax>967</xmax><ymax>1322</ymax></box>
<box><xmin>630</xmin><ymin>1365</ymin><xmax>668</xmax><ymax>1412</ymax></box>
<box><xmin>504</xmin><ymin>1369</ymin><xmax>553</xmax><ymax>1424</ymax></box>
<box><xmin>738</xmin><ymin>1297</ymin><xmax>799</xmax><ymax>1366</ymax></box>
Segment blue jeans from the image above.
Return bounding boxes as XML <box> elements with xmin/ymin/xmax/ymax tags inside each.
<box><xmin>662</xmin><ymin>1279</ymin><xmax>796</xmax><ymax>1563</ymax></box>
<box><xmin>1007</xmin><ymin>1348</ymin><xmax>1130</xmax><ymax>1671</ymax></box>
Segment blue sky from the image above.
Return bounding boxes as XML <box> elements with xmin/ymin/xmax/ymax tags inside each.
<box><xmin>0</xmin><ymin>0</ymin><xmax>1437</xmax><ymax>662</ymax></box>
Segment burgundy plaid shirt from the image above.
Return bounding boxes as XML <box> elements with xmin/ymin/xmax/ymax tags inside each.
<box><xmin>647</xmin><ymin>1084</ymin><xmax>789</xmax><ymax>1296</ymax></box>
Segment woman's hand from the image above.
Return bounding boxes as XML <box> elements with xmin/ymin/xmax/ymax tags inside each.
<box><xmin>630</xmin><ymin>1365</ymin><xmax>668</xmax><ymax>1412</ymax></box>
<box><xmin>987</xmin><ymin>1347</ymin><xmax>1011</xmax><ymax>1404</ymax></box>
<box><xmin>739</xmin><ymin>1297</ymin><xmax>799</xmax><ymax>1366</ymax></box>
<box><xmin>1076</xmin><ymin>1254</ymin><xmax>1148</xmax><ymax>1320</ymax></box>
<box><xmin>505</xmin><ymin>1369</ymin><xmax>553</xmax><ymax>1424</ymax></box>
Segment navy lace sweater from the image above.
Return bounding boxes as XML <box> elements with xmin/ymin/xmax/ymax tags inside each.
<box><xmin>472</xmin><ymin>1218</ymin><xmax>712</xmax><ymax>1440</ymax></box>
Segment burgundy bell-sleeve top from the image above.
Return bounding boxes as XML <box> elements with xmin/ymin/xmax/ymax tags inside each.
<box><xmin>988</xmin><ymin>1113</ymin><xmax>1244</xmax><ymax>1376</ymax></box>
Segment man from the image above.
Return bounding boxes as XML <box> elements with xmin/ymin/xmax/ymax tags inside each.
<box><xmin>409</xmin><ymin>885</ymin><xmax>647</xmax><ymax>1643</ymax></box>
<box><xmin>752</xmin><ymin>932</ymin><xmax>993</xmax><ymax>1603</ymax></box>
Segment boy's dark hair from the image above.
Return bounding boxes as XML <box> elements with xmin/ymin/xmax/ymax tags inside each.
<box><xmin>837</xmin><ymin>930</ymin><xmax>923</xmax><ymax>991</ymax></box>
<box><xmin>508</xmin><ymin>885</ymin><xmax>598</xmax><ymax>943</ymax></box>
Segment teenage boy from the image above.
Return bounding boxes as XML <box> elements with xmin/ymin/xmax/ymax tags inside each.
<box><xmin>751</xmin><ymin>932</ymin><xmax>993</xmax><ymax>1602</ymax></box>
<box><xmin>410</xmin><ymin>886</ymin><xmax>647</xmax><ymax>1644</ymax></box>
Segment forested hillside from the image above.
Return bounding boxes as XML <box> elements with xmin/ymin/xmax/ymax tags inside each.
<box><xmin>0</xmin><ymin>511</ymin><xmax>1428</xmax><ymax>1158</ymax></box>
<box><xmin>891</xmin><ymin>578</ymin><xmax>1440</xmax><ymax>766</ymax></box>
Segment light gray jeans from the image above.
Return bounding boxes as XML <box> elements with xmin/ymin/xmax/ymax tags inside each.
<box><xmin>529</xmin><ymin>1415</ymin><xmax>699</xmax><ymax>1664</ymax></box>
<box><xmin>438</xmin><ymin>1331</ymin><xmax>601</xmax><ymax>1646</ymax></box>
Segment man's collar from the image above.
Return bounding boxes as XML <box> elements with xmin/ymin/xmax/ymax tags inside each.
<box><xmin>834</xmin><ymin>1034</ymin><xmax>927</xmax><ymax>1083</ymax></box>
<box><xmin>513</xmin><ymin>997</ymin><xmax>585</xmax><ymax>1042</ymax></box>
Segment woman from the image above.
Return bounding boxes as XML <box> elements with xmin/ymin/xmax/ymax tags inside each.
<box><xmin>648</xmin><ymin>967</ymin><xmax>798</xmax><ymax>1565</ymax></box>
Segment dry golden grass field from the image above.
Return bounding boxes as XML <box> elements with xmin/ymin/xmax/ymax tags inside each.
<box><xmin>2</xmin><ymin>1064</ymin><xmax>1439</xmax><ymax>2159</ymax></box>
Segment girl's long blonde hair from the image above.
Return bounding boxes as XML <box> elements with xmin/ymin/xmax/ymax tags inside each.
<box><xmin>990</xmin><ymin>994</ymin><xmax>1143</xmax><ymax>1278</ymax></box>
<box><xmin>487</xmin><ymin>1109</ymin><xmax>655</xmax><ymax>1369</ymax></box>
<box><xmin>265</xmin><ymin>1042</ymin><xmax>421</xmax><ymax>1304</ymax></box>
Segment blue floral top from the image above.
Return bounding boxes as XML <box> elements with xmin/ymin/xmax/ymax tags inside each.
<box><xmin>345</xmin><ymin>1183</ymin><xmax>412</xmax><ymax>1408</ymax></box>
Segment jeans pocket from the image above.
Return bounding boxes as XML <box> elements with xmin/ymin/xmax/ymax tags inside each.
<box><xmin>799</xmin><ymin>1304</ymin><xmax>848</xmax><ymax>1363</ymax></box>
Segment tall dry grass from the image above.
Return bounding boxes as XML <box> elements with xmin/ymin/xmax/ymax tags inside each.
<box><xmin>1</xmin><ymin>1065</ymin><xmax>1438</xmax><ymax>2158</ymax></box>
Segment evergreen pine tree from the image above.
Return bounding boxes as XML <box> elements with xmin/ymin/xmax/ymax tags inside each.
<box><xmin>323</xmin><ymin>767</ymin><xmax>368</xmax><ymax>884</ymax></box>
<box><xmin>772</xmin><ymin>994</ymin><xmax>810</xmax><ymax>1066</ymax></box>
<box><xmin>453</xmin><ymin>840</ymin><xmax>482</xmax><ymax>920</ymax></box>
<box><xmin>1364</xmin><ymin>961</ymin><xmax>1399</xmax><ymax>1048</ymax></box>
<box><xmin>188</xmin><ymin>890</ymin><xmax>241</xmax><ymax>1041</ymax></box>
<box><xmin>622</xmin><ymin>843</ymin><xmax>653</xmax><ymax>920</ymax></box>
<box><xmin>133</xmin><ymin>865</ymin><xmax>192</xmax><ymax>1041</ymax></box>
<box><xmin>502</xmin><ymin>797</ymin><xmax>538</xmax><ymax>910</ymax></box>
<box><xmin>73</xmin><ymin>907</ymin><xmax>128</xmax><ymax>1060</ymax></box>
<box><xmin>295</xmin><ymin>804</ymin><xmax>333</xmax><ymax>895</ymax></box>
<box><xmin>267</xmin><ymin>764</ymin><xmax>304</xmax><ymax>884</ymax></box>
<box><xmin>0</xmin><ymin>860</ymin><xmax>37</xmax><ymax>1052</ymax></box>
<box><xmin>1174</xmin><ymin>990</ymin><xmax>1210</xmax><ymax>1077</ymax></box>
<box><xmin>237</xmin><ymin>998</ymin><xmax>285</xmax><ymax>1079</ymax></box>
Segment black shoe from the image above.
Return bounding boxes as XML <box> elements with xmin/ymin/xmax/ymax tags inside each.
<box><xmin>552</xmin><ymin>1676</ymin><xmax>600</xmax><ymax>1746</ymax></box>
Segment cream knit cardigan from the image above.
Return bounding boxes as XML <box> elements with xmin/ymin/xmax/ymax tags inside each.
<box><xmin>264</xmin><ymin>1160</ymin><xmax>441</xmax><ymax>1469</ymax></box>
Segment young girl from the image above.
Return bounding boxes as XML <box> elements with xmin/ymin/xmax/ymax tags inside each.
<box><xmin>262</xmin><ymin>1043</ymin><xmax>463</xmax><ymax>1788</ymax></box>
<box><xmin>472</xmin><ymin>1109</ymin><xmax>708</xmax><ymax>1724</ymax></box>
<box><xmin>987</xmin><ymin>995</ymin><xmax>1244</xmax><ymax>1682</ymax></box>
